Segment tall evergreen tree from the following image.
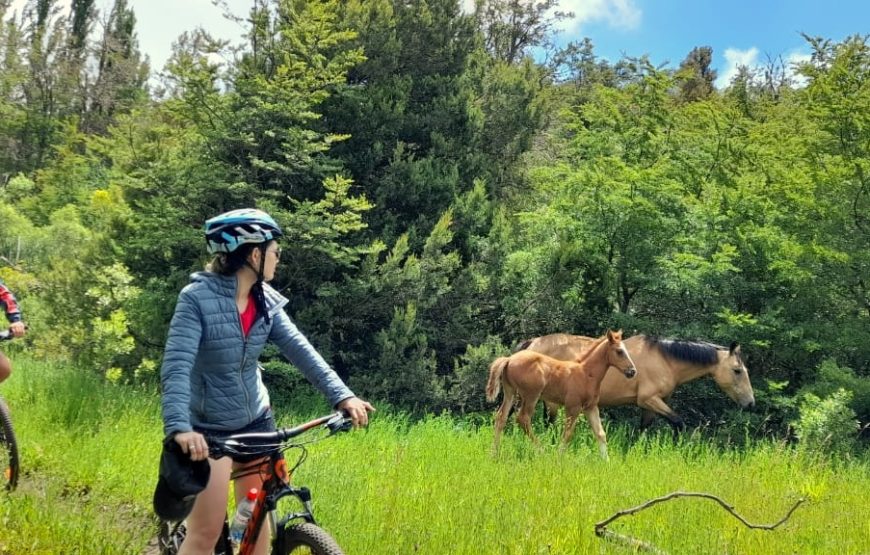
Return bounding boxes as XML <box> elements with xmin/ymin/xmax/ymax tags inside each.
<box><xmin>86</xmin><ymin>0</ymin><xmax>148</xmax><ymax>133</ymax></box>
<box><xmin>677</xmin><ymin>45</ymin><xmax>717</xmax><ymax>101</ymax></box>
<box><xmin>0</xmin><ymin>3</ymin><xmax>28</xmax><ymax>175</ymax></box>
<box><xmin>473</xmin><ymin>0</ymin><xmax>571</xmax><ymax>64</ymax></box>
<box><xmin>321</xmin><ymin>0</ymin><xmax>480</xmax><ymax>244</ymax></box>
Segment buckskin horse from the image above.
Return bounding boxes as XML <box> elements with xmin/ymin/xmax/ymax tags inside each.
<box><xmin>515</xmin><ymin>334</ymin><xmax>756</xmax><ymax>430</ymax></box>
<box><xmin>486</xmin><ymin>329</ymin><xmax>637</xmax><ymax>459</ymax></box>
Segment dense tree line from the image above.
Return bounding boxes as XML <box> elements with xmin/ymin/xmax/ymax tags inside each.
<box><xmin>0</xmin><ymin>0</ymin><xmax>867</xmax><ymax>443</ymax></box>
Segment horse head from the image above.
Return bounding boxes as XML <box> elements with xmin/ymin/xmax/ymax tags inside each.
<box><xmin>710</xmin><ymin>342</ymin><xmax>755</xmax><ymax>408</ymax></box>
<box><xmin>606</xmin><ymin>329</ymin><xmax>637</xmax><ymax>379</ymax></box>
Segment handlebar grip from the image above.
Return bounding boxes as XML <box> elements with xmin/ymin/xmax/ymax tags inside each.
<box><xmin>0</xmin><ymin>325</ymin><xmax>27</xmax><ymax>340</ymax></box>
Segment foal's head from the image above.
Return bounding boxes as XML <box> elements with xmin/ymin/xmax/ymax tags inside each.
<box><xmin>605</xmin><ymin>329</ymin><xmax>637</xmax><ymax>379</ymax></box>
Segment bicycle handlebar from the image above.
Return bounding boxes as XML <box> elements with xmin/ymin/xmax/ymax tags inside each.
<box><xmin>206</xmin><ymin>411</ymin><xmax>353</xmax><ymax>459</ymax></box>
<box><xmin>0</xmin><ymin>325</ymin><xmax>27</xmax><ymax>341</ymax></box>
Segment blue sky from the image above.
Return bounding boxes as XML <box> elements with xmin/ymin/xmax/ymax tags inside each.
<box><xmin>7</xmin><ymin>0</ymin><xmax>869</xmax><ymax>88</ymax></box>
<box><xmin>552</xmin><ymin>0</ymin><xmax>869</xmax><ymax>86</ymax></box>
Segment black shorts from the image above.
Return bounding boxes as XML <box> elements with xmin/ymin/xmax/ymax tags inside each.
<box><xmin>196</xmin><ymin>409</ymin><xmax>277</xmax><ymax>464</ymax></box>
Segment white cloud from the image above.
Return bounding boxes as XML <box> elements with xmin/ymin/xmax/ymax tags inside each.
<box><xmin>715</xmin><ymin>47</ymin><xmax>760</xmax><ymax>89</ymax></box>
<box><xmin>785</xmin><ymin>51</ymin><xmax>811</xmax><ymax>66</ymax></box>
<box><xmin>559</xmin><ymin>0</ymin><xmax>642</xmax><ymax>32</ymax></box>
<box><xmin>715</xmin><ymin>46</ymin><xmax>813</xmax><ymax>89</ymax></box>
<box><xmin>785</xmin><ymin>50</ymin><xmax>811</xmax><ymax>87</ymax></box>
<box><xmin>459</xmin><ymin>0</ymin><xmax>641</xmax><ymax>33</ymax></box>
<box><xmin>6</xmin><ymin>0</ymin><xmax>27</xmax><ymax>15</ymax></box>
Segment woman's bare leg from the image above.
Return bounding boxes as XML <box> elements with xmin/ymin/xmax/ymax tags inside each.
<box><xmin>0</xmin><ymin>351</ymin><xmax>11</xmax><ymax>383</ymax></box>
<box><xmin>178</xmin><ymin>457</ymin><xmax>233</xmax><ymax>555</ymax></box>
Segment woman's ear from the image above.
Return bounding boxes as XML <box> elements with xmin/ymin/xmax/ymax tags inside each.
<box><xmin>248</xmin><ymin>246</ymin><xmax>262</xmax><ymax>266</ymax></box>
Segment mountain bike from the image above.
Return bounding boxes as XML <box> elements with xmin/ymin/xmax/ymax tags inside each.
<box><xmin>158</xmin><ymin>411</ymin><xmax>353</xmax><ymax>555</ymax></box>
<box><xmin>0</xmin><ymin>329</ymin><xmax>21</xmax><ymax>491</ymax></box>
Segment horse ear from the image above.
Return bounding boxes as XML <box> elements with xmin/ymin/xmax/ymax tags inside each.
<box><xmin>607</xmin><ymin>329</ymin><xmax>617</xmax><ymax>342</ymax></box>
<box><xmin>729</xmin><ymin>341</ymin><xmax>740</xmax><ymax>355</ymax></box>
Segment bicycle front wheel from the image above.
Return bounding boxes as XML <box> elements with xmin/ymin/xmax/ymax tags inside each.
<box><xmin>0</xmin><ymin>397</ymin><xmax>19</xmax><ymax>491</ymax></box>
<box><xmin>277</xmin><ymin>522</ymin><xmax>345</xmax><ymax>555</ymax></box>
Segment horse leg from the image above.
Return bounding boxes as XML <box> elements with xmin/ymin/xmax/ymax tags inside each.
<box><xmin>659</xmin><ymin>395</ymin><xmax>687</xmax><ymax>438</ymax></box>
<box><xmin>584</xmin><ymin>405</ymin><xmax>609</xmax><ymax>460</ymax></box>
<box><xmin>516</xmin><ymin>393</ymin><xmax>542</xmax><ymax>448</ymax></box>
<box><xmin>639</xmin><ymin>409</ymin><xmax>657</xmax><ymax>429</ymax></box>
<box><xmin>639</xmin><ymin>396</ymin><xmax>685</xmax><ymax>431</ymax></box>
<box><xmin>559</xmin><ymin>409</ymin><xmax>580</xmax><ymax>454</ymax></box>
<box><xmin>492</xmin><ymin>385</ymin><xmax>515</xmax><ymax>455</ymax></box>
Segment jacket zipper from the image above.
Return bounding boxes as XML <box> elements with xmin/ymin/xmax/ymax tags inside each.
<box><xmin>200</xmin><ymin>377</ymin><xmax>207</xmax><ymax>415</ymax></box>
<box><xmin>237</xmin><ymin>282</ymin><xmax>253</xmax><ymax>423</ymax></box>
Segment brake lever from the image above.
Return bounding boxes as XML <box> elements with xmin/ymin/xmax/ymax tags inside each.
<box><xmin>326</xmin><ymin>413</ymin><xmax>353</xmax><ymax>434</ymax></box>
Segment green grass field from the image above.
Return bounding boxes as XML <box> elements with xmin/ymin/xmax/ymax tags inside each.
<box><xmin>0</xmin><ymin>358</ymin><xmax>868</xmax><ymax>554</ymax></box>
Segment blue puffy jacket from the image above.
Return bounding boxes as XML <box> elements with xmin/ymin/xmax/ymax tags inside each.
<box><xmin>160</xmin><ymin>272</ymin><xmax>354</xmax><ymax>437</ymax></box>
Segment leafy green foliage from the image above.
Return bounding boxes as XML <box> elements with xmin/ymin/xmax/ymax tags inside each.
<box><xmin>800</xmin><ymin>359</ymin><xmax>870</xmax><ymax>424</ymax></box>
<box><xmin>321</xmin><ymin>0</ymin><xmax>544</xmax><ymax>244</ymax></box>
<box><xmin>445</xmin><ymin>336</ymin><xmax>509</xmax><ymax>414</ymax></box>
<box><xmin>351</xmin><ymin>302</ymin><xmax>443</xmax><ymax>412</ymax></box>
<box><xmin>793</xmin><ymin>388</ymin><xmax>859</xmax><ymax>457</ymax></box>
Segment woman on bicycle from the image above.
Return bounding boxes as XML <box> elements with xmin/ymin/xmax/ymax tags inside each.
<box><xmin>160</xmin><ymin>208</ymin><xmax>374</xmax><ymax>555</ymax></box>
<box><xmin>0</xmin><ymin>279</ymin><xmax>26</xmax><ymax>382</ymax></box>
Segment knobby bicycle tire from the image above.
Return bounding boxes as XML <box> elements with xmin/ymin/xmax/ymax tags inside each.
<box><xmin>0</xmin><ymin>396</ymin><xmax>19</xmax><ymax>491</ymax></box>
<box><xmin>278</xmin><ymin>522</ymin><xmax>345</xmax><ymax>555</ymax></box>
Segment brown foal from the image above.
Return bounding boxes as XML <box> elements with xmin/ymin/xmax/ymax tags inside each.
<box><xmin>486</xmin><ymin>329</ymin><xmax>637</xmax><ymax>459</ymax></box>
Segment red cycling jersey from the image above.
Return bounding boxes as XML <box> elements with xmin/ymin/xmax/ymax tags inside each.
<box><xmin>0</xmin><ymin>281</ymin><xmax>21</xmax><ymax>323</ymax></box>
<box><xmin>239</xmin><ymin>294</ymin><xmax>257</xmax><ymax>337</ymax></box>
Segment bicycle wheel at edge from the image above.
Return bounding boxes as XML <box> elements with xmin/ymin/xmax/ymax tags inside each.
<box><xmin>277</xmin><ymin>522</ymin><xmax>345</xmax><ymax>555</ymax></box>
<box><xmin>0</xmin><ymin>396</ymin><xmax>19</xmax><ymax>491</ymax></box>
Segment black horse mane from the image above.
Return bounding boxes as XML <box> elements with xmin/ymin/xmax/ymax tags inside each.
<box><xmin>513</xmin><ymin>338</ymin><xmax>534</xmax><ymax>353</ymax></box>
<box><xmin>642</xmin><ymin>335</ymin><xmax>725</xmax><ymax>365</ymax></box>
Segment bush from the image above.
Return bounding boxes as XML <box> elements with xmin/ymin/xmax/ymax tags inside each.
<box><xmin>800</xmin><ymin>359</ymin><xmax>870</xmax><ymax>425</ymax></box>
<box><xmin>445</xmin><ymin>336</ymin><xmax>510</xmax><ymax>415</ymax></box>
<box><xmin>350</xmin><ymin>303</ymin><xmax>445</xmax><ymax>413</ymax></box>
<box><xmin>792</xmin><ymin>388</ymin><xmax>858</xmax><ymax>456</ymax></box>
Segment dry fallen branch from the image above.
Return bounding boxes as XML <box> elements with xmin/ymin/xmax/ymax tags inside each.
<box><xmin>594</xmin><ymin>491</ymin><xmax>806</xmax><ymax>554</ymax></box>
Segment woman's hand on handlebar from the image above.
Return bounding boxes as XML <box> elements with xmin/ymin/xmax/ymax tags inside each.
<box><xmin>9</xmin><ymin>322</ymin><xmax>25</xmax><ymax>338</ymax></box>
<box><xmin>174</xmin><ymin>431</ymin><xmax>209</xmax><ymax>461</ymax></box>
<box><xmin>337</xmin><ymin>397</ymin><xmax>375</xmax><ymax>429</ymax></box>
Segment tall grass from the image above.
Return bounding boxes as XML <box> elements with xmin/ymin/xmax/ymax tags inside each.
<box><xmin>0</xmin><ymin>358</ymin><xmax>868</xmax><ymax>553</ymax></box>
<box><xmin>0</xmin><ymin>357</ymin><xmax>161</xmax><ymax>553</ymax></box>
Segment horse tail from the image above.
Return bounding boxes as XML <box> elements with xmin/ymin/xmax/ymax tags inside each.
<box><xmin>486</xmin><ymin>357</ymin><xmax>510</xmax><ymax>402</ymax></box>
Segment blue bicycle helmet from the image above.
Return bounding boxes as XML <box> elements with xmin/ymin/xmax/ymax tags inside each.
<box><xmin>204</xmin><ymin>208</ymin><xmax>283</xmax><ymax>254</ymax></box>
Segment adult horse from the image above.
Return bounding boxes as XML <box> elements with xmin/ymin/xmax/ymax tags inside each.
<box><xmin>486</xmin><ymin>329</ymin><xmax>637</xmax><ymax>459</ymax></box>
<box><xmin>515</xmin><ymin>334</ymin><xmax>755</xmax><ymax>429</ymax></box>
